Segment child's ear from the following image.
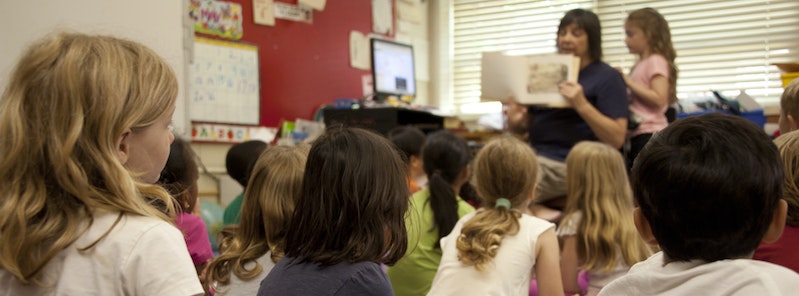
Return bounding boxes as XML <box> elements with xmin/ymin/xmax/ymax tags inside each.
<box><xmin>788</xmin><ymin>114</ymin><xmax>799</xmax><ymax>132</ymax></box>
<box><xmin>116</xmin><ymin>129</ymin><xmax>132</xmax><ymax>165</ymax></box>
<box><xmin>409</xmin><ymin>155</ymin><xmax>423</xmax><ymax>170</ymax></box>
<box><xmin>762</xmin><ymin>199</ymin><xmax>788</xmax><ymax>244</ymax></box>
<box><xmin>633</xmin><ymin>208</ymin><xmax>658</xmax><ymax>245</ymax></box>
<box><xmin>459</xmin><ymin>164</ymin><xmax>472</xmax><ymax>182</ymax></box>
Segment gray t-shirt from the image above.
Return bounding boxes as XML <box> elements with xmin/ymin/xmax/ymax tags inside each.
<box><xmin>258</xmin><ymin>256</ymin><xmax>393</xmax><ymax>296</ymax></box>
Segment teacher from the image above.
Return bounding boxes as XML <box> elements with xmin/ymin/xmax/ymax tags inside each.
<box><xmin>508</xmin><ymin>8</ymin><xmax>628</xmax><ymax>211</ymax></box>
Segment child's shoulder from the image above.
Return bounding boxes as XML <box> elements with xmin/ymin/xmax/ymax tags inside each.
<box><xmin>82</xmin><ymin>211</ymin><xmax>185</xmax><ymax>250</ymax></box>
<box><xmin>601</xmin><ymin>252</ymin><xmax>799</xmax><ymax>295</ymax></box>
<box><xmin>520</xmin><ymin>213</ymin><xmax>555</xmax><ymax>229</ymax></box>
<box><xmin>641</xmin><ymin>54</ymin><xmax>669</xmax><ymax>67</ymax></box>
<box><xmin>516</xmin><ymin>213</ymin><xmax>555</xmax><ymax>240</ymax></box>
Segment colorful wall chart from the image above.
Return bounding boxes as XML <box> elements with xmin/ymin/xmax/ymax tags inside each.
<box><xmin>189</xmin><ymin>0</ymin><xmax>244</xmax><ymax>40</ymax></box>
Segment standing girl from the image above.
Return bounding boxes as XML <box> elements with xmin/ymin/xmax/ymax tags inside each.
<box><xmin>0</xmin><ymin>32</ymin><xmax>202</xmax><ymax>294</ymax></box>
<box><xmin>621</xmin><ymin>7</ymin><xmax>678</xmax><ymax>168</ymax></box>
<box><xmin>559</xmin><ymin>141</ymin><xmax>652</xmax><ymax>295</ymax></box>
<box><xmin>257</xmin><ymin>127</ymin><xmax>409</xmax><ymax>295</ymax></box>
<box><xmin>427</xmin><ymin>136</ymin><xmax>562</xmax><ymax>296</ymax></box>
<box><xmin>387</xmin><ymin>131</ymin><xmax>475</xmax><ymax>296</ymax></box>
<box><xmin>206</xmin><ymin>145</ymin><xmax>308</xmax><ymax>295</ymax></box>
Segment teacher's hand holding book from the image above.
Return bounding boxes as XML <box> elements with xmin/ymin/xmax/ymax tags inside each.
<box><xmin>558</xmin><ymin>81</ymin><xmax>588</xmax><ymax>109</ymax></box>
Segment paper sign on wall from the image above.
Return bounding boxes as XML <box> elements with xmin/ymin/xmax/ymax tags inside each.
<box><xmin>189</xmin><ymin>0</ymin><xmax>244</xmax><ymax>40</ymax></box>
<box><xmin>253</xmin><ymin>0</ymin><xmax>275</xmax><ymax>26</ymax></box>
<box><xmin>274</xmin><ymin>2</ymin><xmax>313</xmax><ymax>23</ymax></box>
<box><xmin>349</xmin><ymin>31</ymin><xmax>370</xmax><ymax>70</ymax></box>
<box><xmin>372</xmin><ymin>0</ymin><xmax>393</xmax><ymax>35</ymax></box>
<box><xmin>299</xmin><ymin>0</ymin><xmax>326</xmax><ymax>11</ymax></box>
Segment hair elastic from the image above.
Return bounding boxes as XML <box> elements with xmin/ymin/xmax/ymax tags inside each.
<box><xmin>495</xmin><ymin>198</ymin><xmax>511</xmax><ymax>210</ymax></box>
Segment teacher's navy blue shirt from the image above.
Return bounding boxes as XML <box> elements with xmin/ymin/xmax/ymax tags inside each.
<box><xmin>527</xmin><ymin>60</ymin><xmax>628</xmax><ymax>161</ymax></box>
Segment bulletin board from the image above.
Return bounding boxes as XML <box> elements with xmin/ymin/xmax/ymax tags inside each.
<box><xmin>190</xmin><ymin>37</ymin><xmax>260</xmax><ymax>125</ymax></box>
<box><xmin>190</xmin><ymin>0</ymin><xmax>377</xmax><ymax>127</ymax></box>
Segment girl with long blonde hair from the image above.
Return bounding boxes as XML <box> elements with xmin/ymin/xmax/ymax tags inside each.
<box><xmin>206</xmin><ymin>145</ymin><xmax>308</xmax><ymax>295</ymax></box>
<box><xmin>0</xmin><ymin>32</ymin><xmax>202</xmax><ymax>294</ymax></box>
<box><xmin>428</xmin><ymin>136</ymin><xmax>563</xmax><ymax>296</ymax></box>
<box><xmin>559</xmin><ymin>141</ymin><xmax>652</xmax><ymax>295</ymax></box>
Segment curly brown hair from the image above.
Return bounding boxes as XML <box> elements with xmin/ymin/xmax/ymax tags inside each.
<box><xmin>627</xmin><ymin>7</ymin><xmax>679</xmax><ymax>104</ymax></box>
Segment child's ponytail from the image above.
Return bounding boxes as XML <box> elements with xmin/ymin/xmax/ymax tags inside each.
<box><xmin>422</xmin><ymin>131</ymin><xmax>472</xmax><ymax>247</ymax></box>
<box><xmin>455</xmin><ymin>136</ymin><xmax>539</xmax><ymax>270</ymax></box>
<box><xmin>455</xmin><ymin>200</ymin><xmax>521</xmax><ymax>271</ymax></box>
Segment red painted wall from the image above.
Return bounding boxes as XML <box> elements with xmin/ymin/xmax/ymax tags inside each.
<box><xmin>196</xmin><ymin>0</ymin><xmax>382</xmax><ymax>127</ymax></box>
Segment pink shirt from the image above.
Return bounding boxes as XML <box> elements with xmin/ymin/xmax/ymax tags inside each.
<box><xmin>175</xmin><ymin>212</ymin><xmax>214</xmax><ymax>266</ymax></box>
<box><xmin>628</xmin><ymin>54</ymin><xmax>670</xmax><ymax>137</ymax></box>
<box><xmin>753</xmin><ymin>225</ymin><xmax>799</xmax><ymax>274</ymax></box>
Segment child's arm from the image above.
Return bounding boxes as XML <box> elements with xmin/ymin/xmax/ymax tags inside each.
<box><xmin>534</xmin><ymin>228</ymin><xmax>565</xmax><ymax>296</ymax></box>
<box><xmin>559</xmin><ymin>235</ymin><xmax>583</xmax><ymax>295</ymax></box>
<box><xmin>623</xmin><ymin>73</ymin><xmax>669</xmax><ymax>109</ymax></box>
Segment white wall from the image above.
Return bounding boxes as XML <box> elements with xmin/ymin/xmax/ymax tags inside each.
<box><xmin>0</xmin><ymin>0</ymin><xmax>189</xmax><ymax>133</ymax></box>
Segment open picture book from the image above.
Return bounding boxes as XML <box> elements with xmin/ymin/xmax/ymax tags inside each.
<box><xmin>480</xmin><ymin>51</ymin><xmax>580</xmax><ymax>107</ymax></box>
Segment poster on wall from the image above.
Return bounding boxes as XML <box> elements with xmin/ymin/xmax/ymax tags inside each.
<box><xmin>189</xmin><ymin>0</ymin><xmax>244</xmax><ymax>40</ymax></box>
<box><xmin>190</xmin><ymin>37</ymin><xmax>260</xmax><ymax>125</ymax></box>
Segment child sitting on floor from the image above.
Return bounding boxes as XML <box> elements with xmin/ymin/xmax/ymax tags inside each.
<box><xmin>600</xmin><ymin>113</ymin><xmax>799</xmax><ymax>295</ymax></box>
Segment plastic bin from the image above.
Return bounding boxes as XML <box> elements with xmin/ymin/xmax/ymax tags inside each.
<box><xmin>677</xmin><ymin>109</ymin><xmax>766</xmax><ymax>129</ymax></box>
<box><xmin>782</xmin><ymin>72</ymin><xmax>799</xmax><ymax>88</ymax></box>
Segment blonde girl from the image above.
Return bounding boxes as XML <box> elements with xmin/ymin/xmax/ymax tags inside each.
<box><xmin>206</xmin><ymin>145</ymin><xmax>308</xmax><ymax>295</ymax></box>
<box><xmin>428</xmin><ymin>136</ymin><xmax>563</xmax><ymax>296</ymax></box>
<box><xmin>621</xmin><ymin>7</ymin><xmax>678</xmax><ymax>168</ymax></box>
<box><xmin>0</xmin><ymin>32</ymin><xmax>202</xmax><ymax>294</ymax></box>
<box><xmin>559</xmin><ymin>141</ymin><xmax>652</xmax><ymax>295</ymax></box>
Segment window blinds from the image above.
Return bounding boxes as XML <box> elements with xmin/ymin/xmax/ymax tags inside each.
<box><xmin>451</xmin><ymin>0</ymin><xmax>799</xmax><ymax>115</ymax></box>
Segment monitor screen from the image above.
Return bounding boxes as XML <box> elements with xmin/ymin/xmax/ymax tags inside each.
<box><xmin>371</xmin><ymin>38</ymin><xmax>416</xmax><ymax>98</ymax></box>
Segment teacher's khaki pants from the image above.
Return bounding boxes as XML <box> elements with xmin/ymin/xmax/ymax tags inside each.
<box><xmin>534</xmin><ymin>155</ymin><xmax>567</xmax><ymax>204</ymax></box>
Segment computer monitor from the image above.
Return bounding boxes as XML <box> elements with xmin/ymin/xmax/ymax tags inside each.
<box><xmin>370</xmin><ymin>38</ymin><xmax>416</xmax><ymax>101</ymax></box>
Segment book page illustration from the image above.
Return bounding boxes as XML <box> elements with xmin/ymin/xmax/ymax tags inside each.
<box><xmin>481</xmin><ymin>52</ymin><xmax>579</xmax><ymax>107</ymax></box>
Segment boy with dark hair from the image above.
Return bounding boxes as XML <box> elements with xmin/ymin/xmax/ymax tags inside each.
<box><xmin>600</xmin><ymin>113</ymin><xmax>799</xmax><ymax>295</ymax></box>
<box><xmin>223</xmin><ymin>140</ymin><xmax>268</xmax><ymax>225</ymax></box>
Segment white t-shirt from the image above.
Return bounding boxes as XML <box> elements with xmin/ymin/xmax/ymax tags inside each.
<box><xmin>599</xmin><ymin>251</ymin><xmax>799</xmax><ymax>296</ymax></box>
<box><xmin>427</xmin><ymin>210</ymin><xmax>555</xmax><ymax>296</ymax></box>
<box><xmin>0</xmin><ymin>210</ymin><xmax>204</xmax><ymax>296</ymax></box>
<box><xmin>214</xmin><ymin>252</ymin><xmax>276</xmax><ymax>296</ymax></box>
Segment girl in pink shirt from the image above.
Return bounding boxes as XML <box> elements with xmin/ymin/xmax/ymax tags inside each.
<box><xmin>620</xmin><ymin>7</ymin><xmax>678</xmax><ymax>168</ymax></box>
<box><xmin>159</xmin><ymin>137</ymin><xmax>214</xmax><ymax>282</ymax></box>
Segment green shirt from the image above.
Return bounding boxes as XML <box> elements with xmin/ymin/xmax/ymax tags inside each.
<box><xmin>222</xmin><ymin>192</ymin><xmax>244</xmax><ymax>226</ymax></box>
<box><xmin>387</xmin><ymin>189</ymin><xmax>475</xmax><ymax>296</ymax></box>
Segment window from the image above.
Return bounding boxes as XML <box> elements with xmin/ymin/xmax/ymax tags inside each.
<box><xmin>450</xmin><ymin>0</ymin><xmax>799</xmax><ymax>117</ymax></box>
